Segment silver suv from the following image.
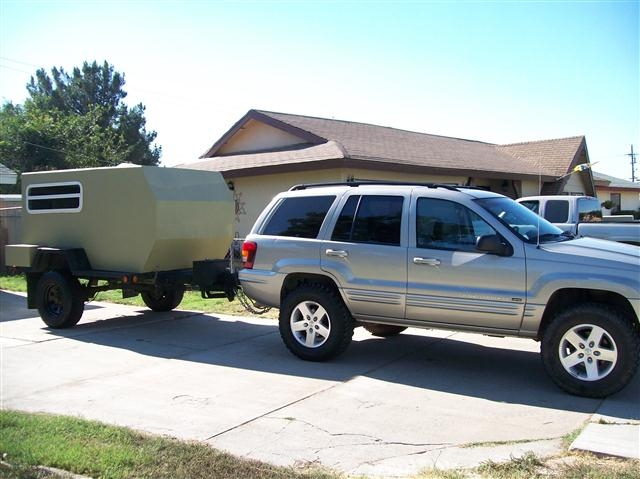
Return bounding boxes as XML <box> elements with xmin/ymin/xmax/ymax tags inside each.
<box><xmin>239</xmin><ymin>182</ymin><xmax>640</xmax><ymax>398</ymax></box>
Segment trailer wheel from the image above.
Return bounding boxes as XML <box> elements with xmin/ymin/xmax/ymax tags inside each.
<box><xmin>541</xmin><ymin>303</ymin><xmax>640</xmax><ymax>398</ymax></box>
<box><xmin>363</xmin><ymin>324</ymin><xmax>407</xmax><ymax>337</ymax></box>
<box><xmin>141</xmin><ymin>289</ymin><xmax>184</xmax><ymax>312</ymax></box>
<box><xmin>36</xmin><ymin>271</ymin><xmax>85</xmax><ymax>328</ymax></box>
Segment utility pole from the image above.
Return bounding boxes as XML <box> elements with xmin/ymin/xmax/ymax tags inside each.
<box><xmin>631</xmin><ymin>144</ymin><xmax>636</xmax><ymax>182</ymax></box>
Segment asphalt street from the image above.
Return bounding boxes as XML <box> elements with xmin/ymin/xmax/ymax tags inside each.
<box><xmin>1</xmin><ymin>290</ymin><xmax>638</xmax><ymax>477</ymax></box>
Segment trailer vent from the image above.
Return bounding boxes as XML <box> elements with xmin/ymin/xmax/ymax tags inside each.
<box><xmin>26</xmin><ymin>182</ymin><xmax>83</xmax><ymax>214</ymax></box>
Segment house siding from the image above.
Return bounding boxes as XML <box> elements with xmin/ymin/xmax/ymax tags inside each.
<box><xmin>217</xmin><ymin>119</ymin><xmax>308</xmax><ymax>155</ymax></box>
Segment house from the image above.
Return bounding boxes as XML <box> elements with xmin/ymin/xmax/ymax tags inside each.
<box><xmin>186</xmin><ymin>110</ymin><xmax>596</xmax><ymax>237</ymax></box>
<box><xmin>0</xmin><ymin>163</ymin><xmax>17</xmax><ymax>185</ymax></box>
<box><xmin>593</xmin><ymin>171</ymin><xmax>640</xmax><ymax>214</ymax></box>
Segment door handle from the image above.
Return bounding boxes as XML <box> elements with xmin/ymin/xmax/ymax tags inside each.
<box><xmin>413</xmin><ymin>257</ymin><xmax>441</xmax><ymax>266</ymax></box>
<box><xmin>326</xmin><ymin>249</ymin><xmax>348</xmax><ymax>258</ymax></box>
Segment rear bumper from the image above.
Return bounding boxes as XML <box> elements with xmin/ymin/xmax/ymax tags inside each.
<box><xmin>238</xmin><ymin>269</ymin><xmax>282</xmax><ymax>308</ymax></box>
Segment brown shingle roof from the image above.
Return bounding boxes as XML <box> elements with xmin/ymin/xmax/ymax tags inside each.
<box><xmin>256</xmin><ymin>111</ymin><xmax>534</xmax><ymax>175</ymax></box>
<box><xmin>187</xmin><ymin>141</ymin><xmax>345</xmax><ymax>172</ymax></box>
<box><xmin>496</xmin><ymin>136</ymin><xmax>586</xmax><ymax>177</ymax></box>
<box><xmin>191</xmin><ymin>110</ymin><xmax>588</xmax><ymax>183</ymax></box>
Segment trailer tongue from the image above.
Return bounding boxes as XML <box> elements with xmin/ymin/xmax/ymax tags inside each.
<box><xmin>5</xmin><ymin>164</ymin><xmax>253</xmax><ymax>328</ymax></box>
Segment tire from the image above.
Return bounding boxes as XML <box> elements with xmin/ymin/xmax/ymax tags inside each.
<box><xmin>36</xmin><ymin>271</ymin><xmax>85</xmax><ymax>329</ymax></box>
<box><xmin>363</xmin><ymin>323</ymin><xmax>407</xmax><ymax>337</ymax></box>
<box><xmin>279</xmin><ymin>283</ymin><xmax>354</xmax><ymax>361</ymax></box>
<box><xmin>141</xmin><ymin>288</ymin><xmax>184</xmax><ymax>312</ymax></box>
<box><xmin>541</xmin><ymin>303</ymin><xmax>640</xmax><ymax>398</ymax></box>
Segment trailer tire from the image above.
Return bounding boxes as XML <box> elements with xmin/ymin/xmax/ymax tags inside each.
<box><xmin>36</xmin><ymin>271</ymin><xmax>85</xmax><ymax>328</ymax></box>
<box><xmin>141</xmin><ymin>289</ymin><xmax>184</xmax><ymax>312</ymax></box>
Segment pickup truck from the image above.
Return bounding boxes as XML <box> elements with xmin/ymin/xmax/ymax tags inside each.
<box><xmin>240</xmin><ymin>181</ymin><xmax>640</xmax><ymax>398</ymax></box>
<box><xmin>517</xmin><ymin>195</ymin><xmax>640</xmax><ymax>246</ymax></box>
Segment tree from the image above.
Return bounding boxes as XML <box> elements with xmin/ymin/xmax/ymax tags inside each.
<box><xmin>0</xmin><ymin>60</ymin><xmax>161</xmax><ymax>190</ymax></box>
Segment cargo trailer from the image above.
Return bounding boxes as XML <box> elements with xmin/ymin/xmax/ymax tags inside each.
<box><xmin>5</xmin><ymin>164</ymin><xmax>240</xmax><ymax>328</ymax></box>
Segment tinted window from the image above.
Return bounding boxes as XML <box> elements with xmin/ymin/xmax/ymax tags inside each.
<box><xmin>331</xmin><ymin>195</ymin><xmax>403</xmax><ymax>246</ymax></box>
<box><xmin>262</xmin><ymin>196</ymin><xmax>335</xmax><ymax>238</ymax></box>
<box><xmin>26</xmin><ymin>182</ymin><xmax>82</xmax><ymax>214</ymax></box>
<box><xmin>545</xmin><ymin>200</ymin><xmax>569</xmax><ymax>223</ymax></box>
<box><xmin>28</xmin><ymin>197</ymin><xmax>80</xmax><ymax>210</ymax></box>
<box><xmin>331</xmin><ymin>196</ymin><xmax>359</xmax><ymax>242</ymax></box>
<box><xmin>519</xmin><ymin>200</ymin><xmax>539</xmax><ymax>214</ymax></box>
<box><xmin>417</xmin><ymin>198</ymin><xmax>496</xmax><ymax>251</ymax></box>
<box><xmin>577</xmin><ymin>197</ymin><xmax>602</xmax><ymax>222</ymax></box>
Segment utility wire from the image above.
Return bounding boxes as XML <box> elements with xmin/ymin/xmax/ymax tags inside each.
<box><xmin>13</xmin><ymin>139</ymin><xmax>120</xmax><ymax>166</ymax></box>
<box><xmin>0</xmin><ymin>56</ymin><xmax>40</xmax><ymax>68</ymax></box>
<box><xmin>21</xmin><ymin>140</ymin><xmax>66</xmax><ymax>154</ymax></box>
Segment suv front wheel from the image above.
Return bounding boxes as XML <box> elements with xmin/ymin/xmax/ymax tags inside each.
<box><xmin>541</xmin><ymin>303</ymin><xmax>640</xmax><ymax>398</ymax></box>
<box><xmin>279</xmin><ymin>283</ymin><xmax>354</xmax><ymax>361</ymax></box>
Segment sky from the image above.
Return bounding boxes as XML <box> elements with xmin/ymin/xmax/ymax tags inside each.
<box><xmin>1</xmin><ymin>0</ymin><xmax>638</xmax><ymax>181</ymax></box>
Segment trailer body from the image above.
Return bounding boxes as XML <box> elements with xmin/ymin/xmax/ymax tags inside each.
<box><xmin>5</xmin><ymin>165</ymin><xmax>238</xmax><ymax>328</ymax></box>
<box><xmin>8</xmin><ymin>164</ymin><xmax>234</xmax><ymax>272</ymax></box>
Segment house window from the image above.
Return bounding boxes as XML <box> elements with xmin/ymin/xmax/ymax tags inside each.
<box><xmin>26</xmin><ymin>182</ymin><xmax>83</xmax><ymax>214</ymax></box>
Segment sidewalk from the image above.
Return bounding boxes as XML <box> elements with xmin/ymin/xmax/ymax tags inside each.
<box><xmin>569</xmin><ymin>374</ymin><xmax>639</xmax><ymax>460</ymax></box>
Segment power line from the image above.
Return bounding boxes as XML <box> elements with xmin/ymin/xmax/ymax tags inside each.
<box><xmin>0</xmin><ymin>64</ymin><xmax>33</xmax><ymax>75</ymax></box>
<box><xmin>13</xmin><ymin>139</ymin><xmax>119</xmax><ymax>166</ymax></box>
<box><xmin>22</xmin><ymin>141</ymin><xmax>66</xmax><ymax>154</ymax></box>
<box><xmin>0</xmin><ymin>56</ymin><xmax>41</xmax><ymax>68</ymax></box>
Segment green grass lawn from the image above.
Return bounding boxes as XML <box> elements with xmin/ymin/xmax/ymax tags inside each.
<box><xmin>0</xmin><ymin>274</ymin><xmax>277</xmax><ymax>319</ymax></box>
<box><xmin>0</xmin><ymin>410</ymin><xmax>336</xmax><ymax>479</ymax></box>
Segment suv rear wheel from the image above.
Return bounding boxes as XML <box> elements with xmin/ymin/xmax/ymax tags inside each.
<box><xmin>279</xmin><ymin>283</ymin><xmax>354</xmax><ymax>361</ymax></box>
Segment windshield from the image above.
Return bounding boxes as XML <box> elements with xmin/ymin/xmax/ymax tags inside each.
<box><xmin>476</xmin><ymin>197</ymin><xmax>569</xmax><ymax>244</ymax></box>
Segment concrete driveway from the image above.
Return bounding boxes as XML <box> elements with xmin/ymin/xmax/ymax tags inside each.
<box><xmin>1</xmin><ymin>290</ymin><xmax>638</xmax><ymax>477</ymax></box>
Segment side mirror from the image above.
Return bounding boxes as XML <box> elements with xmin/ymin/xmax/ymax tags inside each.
<box><xmin>476</xmin><ymin>235</ymin><xmax>512</xmax><ymax>257</ymax></box>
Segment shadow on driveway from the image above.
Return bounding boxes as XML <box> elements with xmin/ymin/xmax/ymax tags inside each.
<box><xmin>4</xmin><ymin>290</ymin><xmax>638</xmax><ymax>419</ymax></box>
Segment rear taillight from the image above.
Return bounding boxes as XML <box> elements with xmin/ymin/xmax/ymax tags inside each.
<box><xmin>242</xmin><ymin>241</ymin><xmax>257</xmax><ymax>269</ymax></box>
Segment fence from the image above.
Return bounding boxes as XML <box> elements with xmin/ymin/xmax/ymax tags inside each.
<box><xmin>1</xmin><ymin>206</ymin><xmax>22</xmax><ymax>274</ymax></box>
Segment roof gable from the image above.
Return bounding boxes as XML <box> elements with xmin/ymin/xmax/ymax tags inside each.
<box><xmin>496</xmin><ymin>136</ymin><xmax>586</xmax><ymax>176</ymax></box>
<box><xmin>216</xmin><ymin>118</ymin><xmax>311</xmax><ymax>155</ymax></box>
<box><xmin>201</xmin><ymin>110</ymin><xmax>326</xmax><ymax>157</ymax></box>
<box><xmin>497</xmin><ymin>136</ymin><xmax>593</xmax><ymax>195</ymax></box>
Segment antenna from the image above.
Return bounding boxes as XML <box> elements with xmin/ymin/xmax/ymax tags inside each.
<box><xmin>537</xmin><ymin>160</ymin><xmax>542</xmax><ymax>248</ymax></box>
